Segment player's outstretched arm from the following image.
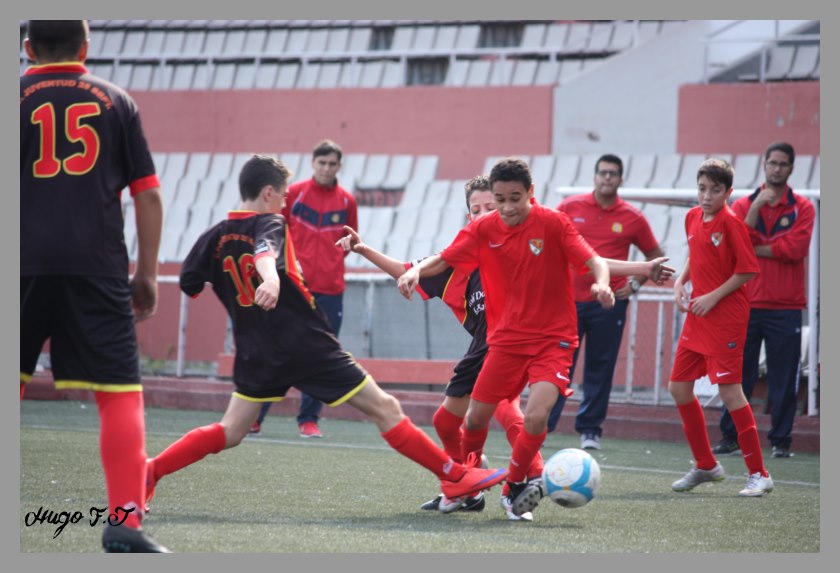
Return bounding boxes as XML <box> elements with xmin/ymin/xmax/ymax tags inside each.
<box><xmin>604</xmin><ymin>257</ymin><xmax>675</xmax><ymax>285</ymax></box>
<box><xmin>396</xmin><ymin>254</ymin><xmax>449</xmax><ymax>300</ymax></box>
<box><xmin>131</xmin><ymin>187</ymin><xmax>163</xmax><ymax>322</ymax></box>
<box><xmin>336</xmin><ymin>225</ymin><xmax>406</xmax><ymax>279</ymax></box>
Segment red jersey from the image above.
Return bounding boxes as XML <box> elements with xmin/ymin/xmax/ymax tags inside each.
<box><xmin>731</xmin><ymin>186</ymin><xmax>815</xmax><ymax>310</ymax></box>
<box><xmin>679</xmin><ymin>205</ymin><xmax>760</xmax><ymax>357</ymax></box>
<box><xmin>441</xmin><ymin>201</ymin><xmax>596</xmax><ymax>354</ymax></box>
<box><xmin>281</xmin><ymin>177</ymin><xmax>358</xmax><ymax>295</ymax></box>
<box><xmin>559</xmin><ymin>192</ymin><xmax>660</xmax><ymax>301</ymax></box>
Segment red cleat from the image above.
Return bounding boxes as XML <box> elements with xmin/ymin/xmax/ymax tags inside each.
<box><xmin>440</xmin><ymin>466</ymin><xmax>508</xmax><ymax>499</ymax></box>
<box><xmin>298</xmin><ymin>421</ymin><xmax>323</xmax><ymax>438</ymax></box>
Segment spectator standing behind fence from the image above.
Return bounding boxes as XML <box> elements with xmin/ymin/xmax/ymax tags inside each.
<box><xmin>668</xmin><ymin>158</ymin><xmax>773</xmax><ymax>497</ymax></box>
<box><xmin>20</xmin><ymin>20</ymin><xmax>167</xmax><ymax>552</ymax></box>
<box><xmin>546</xmin><ymin>154</ymin><xmax>663</xmax><ymax>450</ymax></box>
<box><xmin>250</xmin><ymin>140</ymin><xmax>358</xmax><ymax>438</ymax></box>
<box><xmin>712</xmin><ymin>142</ymin><xmax>816</xmax><ymax>459</ymax></box>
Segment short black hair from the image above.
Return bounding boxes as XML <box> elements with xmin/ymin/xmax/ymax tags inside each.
<box><xmin>26</xmin><ymin>20</ymin><xmax>88</xmax><ymax>61</ymax></box>
<box><xmin>697</xmin><ymin>158</ymin><xmax>734</xmax><ymax>190</ymax></box>
<box><xmin>764</xmin><ymin>141</ymin><xmax>795</xmax><ymax>165</ymax></box>
<box><xmin>595</xmin><ymin>154</ymin><xmax>623</xmax><ymax>177</ymax></box>
<box><xmin>312</xmin><ymin>139</ymin><xmax>343</xmax><ymax>162</ymax></box>
<box><xmin>464</xmin><ymin>175</ymin><xmax>491</xmax><ymax>209</ymax></box>
<box><xmin>489</xmin><ymin>158</ymin><xmax>532</xmax><ymax>190</ymax></box>
<box><xmin>238</xmin><ymin>155</ymin><xmax>292</xmax><ymax>201</ymax></box>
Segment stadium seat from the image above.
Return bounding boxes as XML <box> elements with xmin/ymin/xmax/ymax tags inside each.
<box><xmin>326</xmin><ymin>28</ymin><xmax>349</xmax><ymax>53</ymax></box>
<box><xmin>399</xmin><ymin>180</ymin><xmax>429</xmax><ymax>211</ymax></box>
<box><xmin>406</xmin><ymin>237</ymin><xmax>435</xmax><ymax>263</ymax></box>
<box><xmin>121</xmin><ymin>30</ymin><xmax>145</xmax><ymax>55</ymax></box>
<box><xmin>521</xmin><ymin>23</ymin><xmax>548</xmax><ymax>49</ymax></box>
<box><xmin>383</xmin><ymin>235</ymin><xmax>411</xmax><ymax>262</ymax></box>
<box><xmin>315</xmin><ymin>62</ymin><xmax>342</xmax><ymax>88</ymax></box>
<box><xmin>182</xmin><ymin>30</ymin><xmax>206</xmax><ymax>55</ymax></box>
<box><xmin>347</xmin><ymin>28</ymin><xmax>372</xmax><ymax>52</ymax></box>
<box><xmin>433</xmin><ymin>25</ymin><xmax>457</xmax><ymax>50</ymax></box>
<box><xmin>550</xmin><ymin>154</ymin><xmax>582</xmax><ymax>188</ymax></box>
<box><xmin>530</xmin><ymin>155</ymin><xmax>556</xmax><ymax>187</ymax></box>
<box><xmin>534</xmin><ymin>60</ymin><xmax>561</xmax><ymax>85</ymax></box>
<box><xmin>392</xmin><ymin>206</ymin><xmax>421</xmax><ymax>243</ymax></box>
<box><xmin>358</xmin><ymin>154</ymin><xmax>390</xmax><ymax>189</ymax></box>
<box><xmin>224</xmin><ymin>30</ymin><xmax>247</xmax><ymax>54</ymax></box>
<box><xmin>557</xmin><ymin>59</ymin><xmax>584</xmax><ymax>83</ymax></box>
<box><xmin>455</xmin><ymin>25</ymin><xmax>480</xmax><ymax>50</ymax></box>
<box><xmin>413</xmin><ymin>204</ymin><xmax>444</xmax><ymax>240</ymax></box>
<box><xmin>243</xmin><ymin>29</ymin><xmax>267</xmax><ymax>54</ymax></box>
<box><xmin>143</xmin><ymin>30</ymin><xmax>165</xmax><ymax>55</ymax></box>
<box><xmin>297</xmin><ymin>63</ymin><xmax>321</xmax><ymax>89</ymax></box>
<box><xmin>265</xmin><ymin>29</ymin><xmax>289</xmax><ymax>54</ymax></box>
<box><xmin>673</xmin><ymin>154</ymin><xmax>708</xmax><ymax>189</ymax></box>
<box><xmin>623</xmin><ymin>153</ymin><xmax>656</xmax><ymax>189</ymax></box>
<box><xmin>112</xmin><ymin>63</ymin><xmax>132</xmax><ymax>88</ymax></box>
<box><xmin>211</xmin><ymin>62</ymin><xmax>237</xmax><ymax>89</ymax></box>
<box><xmin>337</xmin><ymin>61</ymin><xmax>361</xmax><ymax>88</ymax></box>
<box><xmin>573</xmin><ymin>153</ymin><xmax>603</xmax><ymax>187</ymax></box>
<box><xmin>305</xmin><ymin>29</ymin><xmax>329</xmax><ymax>53</ymax></box>
<box><xmin>647</xmin><ymin>153</ymin><xmax>681</xmax><ymax>189</ymax></box>
<box><xmin>787</xmin><ymin>44</ymin><xmax>819</xmax><ymax>80</ymax></box>
<box><xmin>489</xmin><ymin>59</ymin><xmax>514</xmax><ymax>86</ymax></box>
<box><xmin>765</xmin><ymin>45</ymin><xmax>796</xmax><ymax>81</ymax></box>
<box><xmin>446</xmin><ymin>59</ymin><xmax>470</xmax><ymax>87</ymax></box>
<box><xmin>358</xmin><ymin>61</ymin><xmax>384</xmax><ymax>88</ymax></box>
<box><xmin>787</xmin><ymin>155</ymin><xmax>814</xmax><ymax>190</ymax></box>
<box><xmin>391</xmin><ymin>27</ymin><xmax>415</xmax><ymax>51</ymax></box>
<box><xmin>564</xmin><ymin>22</ymin><xmax>593</xmax><ymax>53</ymax></box>
<box><xmin>275</xmin><ymin>63</ymin><xmax>300</xmax><ymax>88</ymax></box>
<box><xmin>408</xmin><ymin>156</ymin><xmax>440</xmax><ymax>185</ymax></box>
<box><xmin>446</xmin><ymin>180</ymin><xmax>470</xmax><ymax>209</ymax></box>
<box><xmin>190</xmin><ymin>63</ymin><xmax>211</xmax><ymax>89</ymax></box>
<box><xmin>637</xmin><ymin>21</ymin><xmax>661</xmax><ymax>44</ymax></box>
<box><xmin>340</xmin><ymin>153</ymin><xmax>367</xmax><ymax>190</ymax></box>
<box><xmin>279</xmin><ymin>153</ymin><xmax>303</xmax><ymax>181</ymax></box>
<box><xmin>511</xmin><ymin>59</ymin><xmax>538</xmax><ymax>86</ymax></box>
<box><xmin>543</xmin><ymin>23</ymin><xmax>569</xmax><ymax>48</ymax></box>
<box><xmin>412</xmin><ymin>26</ymin><xmax>437</xmax><ymax>51</ymax></box>
<box><xmin>203</xmin><ymin>30</ymin><xmax>227</xmax><ymax>56</ymax></box>
<box><xmin>233</xmin><ymin>62</ymin><xmax>257</xmax><ymax>89</ymax></box>
<box><xmin>177</xmin><ymin>202</ymin><xmax>216</xmax><ymax>260</ymax></box>
<box><xmin>382</xmin><ymin>155</ymin><xmax>415</xmax><ymax>190</ymax></box>
<box><xmin>380</xmin><ymin>62</ymin><xmax>403</xmax><ymax>88</ymax></box>
<box><xmin>732</xmin><ymin>154</ymin><xmax>761</xmax><ymax>189</ymax></box>
<box><xmin>128</xmin><ymin>63</ymin><xmax>158</xmax><ymax>90</ymax></box>
<box><xmin>466</xmin><ymin>60</ymin><xmax>492</xmax><ymax>86</ymax></box>
<box><xmin>808</xmin><ymin>156</ymin><xmax>819</xmax><ymax>189</ymax></box>
<box><xmin>286</xmin><ymin>29</ymin><xmax>309</xmax><ymax>53</ymax></box>
<box><xmin>609</xmin><ymin>20</ymin><xmax>637</xmax><ymax>51</ymax></box>
<box><xmin>585</xmin><ymin>22</ymin><xmax>614</xmax><ymax>54</ymax></box>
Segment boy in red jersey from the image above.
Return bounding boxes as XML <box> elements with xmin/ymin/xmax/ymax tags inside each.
<box><xmin>668</xmin><ymin>158</ymin><xmax>773</xmax><ymax>497</ymax></box>
<box><xmin>397</xmin><ymin>158</ymin><xmax>674</xmax><ymax>517</ymax></box>
<box><xmin>337</xmin><ymin>175</ymin><xmax>543</xmax><ymax>520</ymax></box>
<box><xmin>144</xmin><ymin>156</ymin><xmax>508</xmax><ymax>515</ymax></box>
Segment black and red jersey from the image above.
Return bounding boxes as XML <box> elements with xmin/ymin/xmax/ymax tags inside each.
<box><xmin>413</xmin><ymin>263</ymin><xmax>488</xmax><ymax>369</ymax></box>
<box><xmin>20</xmin><ymin>63</ymin><xmax>159</xmax><ymax>278</ymax></box>
<box><xmin>180</xmin><ymin>212</ymin><xmax>340</xmax><ymax>375</ymax></box>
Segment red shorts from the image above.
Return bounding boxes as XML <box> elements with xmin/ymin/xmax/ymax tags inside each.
<box><xmin>471</xmin><ymin>344</ymin><xmax>575</xmax><ymax>404</ymax></box>
<box><xmin>670</xmin><ymin>345</ymin><xmax>743</xmax><ymax>385</ymax></box>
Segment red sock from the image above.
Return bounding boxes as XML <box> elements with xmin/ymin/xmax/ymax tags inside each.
<box><xmin>432</xmin><ymin>405</ymin><xmax>464</xmax><ymax>464</ymax></box>
<box><xmin>152</xmin><ymin>423</ymin><xmax>226</xmax><ymax>482</ymax></box>
<box><xmin>494</xmin><ymin>398</ymin><xmax>544</xmax><ymax>478</ymax></box>
<box><xmin>730</xmin><ymin>404</ymin><xmax>768</xmax><ymax>476</ymax></box>
<box><xmin>381</xmin><ymin>417</ymin><xmax>463</xmax><ymax>480</ymax></box>
<box><xmin>508</xmin><ymin>428</ymin><xmax>547</xmax><ymax>483</ymax></box>
<box><xmin>461</xmin><ymin>425</ymin><xmax>489</xmax><ymax>464</ymax></box>
<box><xmin>96</xmin><ymin>391</ymin><xmax>146</xmax><ymax>529</ymax></box>
<box><xmin>676</xmin><ymin>398</ymin><xmax>717</xmax><ymax>470</ymax></box>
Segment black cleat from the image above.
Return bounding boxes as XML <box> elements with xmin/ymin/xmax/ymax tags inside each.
<box><xmin>102</xmin><ymin>524</ymin><xmax>171</xmax><ymax>553</ymax></box>
<box><xmin>420</xmin><ymin>494</ymin><xmax>442</xmax><ymax>511</ymax></box>
<box><xmin>460</xmin><ymin>492</ymin><xmax>485</xmax><ymax>512</ymax></box>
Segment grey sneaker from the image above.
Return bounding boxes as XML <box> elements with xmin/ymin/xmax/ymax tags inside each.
<box><xmin>772</xmin><ymin>446</ymin><xmax>792</xmax><ymax>458</ymax></box>
<box><xmin>671</xmin><ymin>462</ymin><xmax>726</xmax><ymax>492</ymax></box>
<box><xmin>739</xmin><ymin>472</ymin><xmax>774</xmax><ymax>497</ymax></box>
<box><xmin>581</xmin><ymin>433</ymin><xmax>601</xmax><ymax>450</ymax></box>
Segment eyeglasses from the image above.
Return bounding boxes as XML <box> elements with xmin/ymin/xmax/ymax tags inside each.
<box><xmin>597</xmin><ymin>170</ymin><xmax>620</xmax><ymax>178</ymax></box>
<box><xmin>766</xmin><ymin>160</ymin><xmax>792</xmax><ymax>170</ymax></box>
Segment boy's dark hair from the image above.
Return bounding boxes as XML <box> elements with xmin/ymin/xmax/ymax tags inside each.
<box><xmin>26</xmin><ymin>20</ymin><xmax>88</xmax><ymax>61</ymax></box>
<box><xmin>489</xmin><ymin>158</ymin><xmax>532</xmax><ymax>190</ymax></box>
<box><xmin>464</xmin><ymin>175</ymin><xmax>491</xmax><ymax>208</ymax></box>
<box><xmin>696</xmin><ymin>158</ymin><xmax>734</xmax><ymax>190</ymax></box>
<box><xmin>312</xmin><ymin>139</ymin><xmax>343</xmax><ymax>162</ymax></box>
<box><xmin>764</xmin><ymin>141</ymin><xmax>795</xmax><ymax>165</ymax></box>
<box><xmin>238</xmin><ymin>155</ymin><xmax>292</xmax><ymax>201</ymax></box>
<box><xmin>594</xmin><ymin>153</ymin><xmax>624</xmax><ymax>177</ymax></box>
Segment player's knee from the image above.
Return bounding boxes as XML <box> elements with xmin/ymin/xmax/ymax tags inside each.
<box><xmin>523</xmin><ymin>411</ymin><xmax>549</xmax><ymax>434</ymax></box>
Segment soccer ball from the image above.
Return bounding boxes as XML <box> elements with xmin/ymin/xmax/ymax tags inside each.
<box><xmin>541</xmin><ymin>448</ymin><xmax>601</xmax><ymax>508</ymax></box>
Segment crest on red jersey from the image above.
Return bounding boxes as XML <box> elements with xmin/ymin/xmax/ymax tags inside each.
<box><xmin>529</xmin><ymin>239</ymin><xmax>544</xmax><ymax>256</ymax></box>
<box><xmin>710</xmin><ymin>232</ymin><xmax>723</xmax><ymax>247</ymax></box>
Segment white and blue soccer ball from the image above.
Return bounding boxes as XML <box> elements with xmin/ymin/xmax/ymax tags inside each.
<box><xmin>542</xmin><ymin>448</ymin><xmax>601</xmax><ymax>508</ymax></box>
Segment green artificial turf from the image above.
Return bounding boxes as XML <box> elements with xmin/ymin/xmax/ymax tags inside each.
<box><xmin>20</xmin><ymin>400</ymin><xmax>819</xmax><ymax>553</ymax></box>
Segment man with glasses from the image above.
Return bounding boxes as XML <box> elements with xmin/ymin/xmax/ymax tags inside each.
<box><xmin>547</xmin><ymin>154</ymin><xmax>663</xmax><ymax>450</ymax></box>
<box><xmin>712</xmin><ymin>142</ymin><xmax>816</xmax><ymax>459</ymax></box>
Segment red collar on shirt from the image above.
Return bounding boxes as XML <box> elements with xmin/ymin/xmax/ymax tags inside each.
<box><xmin>25</xmin><ymin>62</ymin><xmax>88</xmax><ymax>76</ymax></box>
